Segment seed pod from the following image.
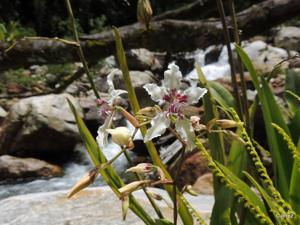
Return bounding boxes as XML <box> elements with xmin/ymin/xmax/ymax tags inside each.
<box><xmin>137</xmin><ymin>0</ymin><xmax>153</xmax><ymax>30</ymax></box>
<box><xmin>67</xmin><ymin>169</ymin><xmax>98</xmax><ymax>198</ymax></box>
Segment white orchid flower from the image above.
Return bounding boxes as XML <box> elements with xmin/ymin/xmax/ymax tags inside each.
<box><xmin>96</xmin><ymin>69</ymin><xmax>128</xmax><ymax>147</ymax></box>
<box><xmin>143</xmin><ymin>64</ymin><xmax>207</xmax><ymax>150</ymax></box>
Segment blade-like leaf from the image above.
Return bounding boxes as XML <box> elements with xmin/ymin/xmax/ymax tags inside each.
<box><xmin>236</xmin><ymin>45</ymin><xmax>292</xmax><ymax>198</ymax></box>
<box><xmin>155</xmin><ymin>219</ymin><xmax>174</xmax><ymax>225</ymax></box>
<box><xmin>208</xmin><ymin>80</ymin><xmax>236</xmax><ymax>109</ymax></box>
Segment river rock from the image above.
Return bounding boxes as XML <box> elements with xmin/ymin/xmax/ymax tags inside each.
<box><xmin>125</xmin><ymin>48</ymin><xmax>162</xmax><ymax>71</ymax></box>
<box><xmin>0</xmin><ymin>106</ymin><xmax>7</xmax><ymax>124</ymax></box>
<box><xmin>274</xmin><ymin>26</ymin><xmax>300</xmax><ymax>52</ymax></box>
<box><xmin>0</xmin><ymin>186</ymin><xmax>213</xmax><ymax>225</ymax></box>
<box><xmin>0</xmin><ymin>94</ymin><xmax>82</xmax><ymax>159</ymax></box>
<box><xmin>191</xmin><ymin>173</ymin><xmax>214</xmax><ymax>195</ymax></box>
<box><xmin>178</xmin><ymin>151</ymin><xmax>209</xmax><ymax>189</ymax></box>
<box><xmin>0</xmin><ymin>155</ymin><xmax>62</xmax><ymax>180</ymax></box>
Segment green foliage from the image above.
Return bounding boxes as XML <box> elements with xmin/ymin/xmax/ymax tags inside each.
<box><xmin>0</xmin><ymin>21</ymin><xmax>36</xmax><ymax>42</ymax></box>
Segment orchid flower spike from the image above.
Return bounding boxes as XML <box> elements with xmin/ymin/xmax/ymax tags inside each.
<box><xmin>143</xmin><ymin>64</ymin><xmax>207</xmax><ymax>150</ymax></box>
<box><xmin>96</xmin><ymin>69</ymin><xmax>128</xmax><ymax>147</ymax></box>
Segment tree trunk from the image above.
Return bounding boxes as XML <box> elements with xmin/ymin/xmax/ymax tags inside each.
<box><xmin>0</xmin><ymin>0</ymin><xmax>299</xmax><ymax>70</ymax></box>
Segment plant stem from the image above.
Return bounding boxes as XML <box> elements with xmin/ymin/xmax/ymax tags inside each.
<box><xmin>64</xmin><ymin>0</ymin><xmax>100</xmax><ymax>99</ymax></box>
<box><xmin>228</xmin><ymin>0</ymin><xmax>250</xmax><ymax>133</ymax></box>
<box><xmin>173</xmin><ymin>146</ymin><xmax>186</xmax><ymax>225</ymax></box>
<box><xmin>215</xmin><ymin>0</ymin><xmax>242</xmax><ymax>117</ymax></box>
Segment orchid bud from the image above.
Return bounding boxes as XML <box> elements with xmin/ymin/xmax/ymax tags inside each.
<box><xmin>137</xmin><ymin>107</ymin><xmax>157</xmax><ymax>117</ymax></box>
<box><xmin>119</xmin><ymin>180</ymin><xmax>151</xmax><ymax>196</ymax></box>
<box><xmin>215</xmin><ymin>119</ymin><xmax>240</xmax><ymax>129</ymax></box>
<box><xmin>106</xmin><ymin>127</ymin><xmax>133</xmax><ymax>148</ymax></box>
<box><xmin>137</xmin><ymin>0</ymin><xmax>153</xmax><ymax>30</ymax></box>
<box><xmin>126</xmin><ymin>163</ymin><xmax>154</xmax><ymax>174</ymax></box>
<box><xmin>118</xmin><ymin>107</ymin><xmax>140</xmax><ymax>128</ymax></box>
<box><xmin>121</xmin><ymin>195</ymin><xmax>129</xmax><ymax>221</ymax></box>
<box><xmin>67</xmin><ymin>169</ymin><xmax>98</xmax><ymax>198</ymax></box>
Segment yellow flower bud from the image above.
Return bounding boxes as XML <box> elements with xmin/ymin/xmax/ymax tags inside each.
<box><xmin>67</xmin><ymin>169</ymin><xmax>98</xmax><ymax>198</ymax></box>
<box><xmin>106</xmin><ymin>127</ymin><xmax>133</xmax><ymax>147</ymax></box>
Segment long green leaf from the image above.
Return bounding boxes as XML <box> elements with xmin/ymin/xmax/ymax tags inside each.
<box><xmin>236</xmin><ymin>45</ymin><xmax>292</xmax><ymax>198</ymax></box>
<box><xmin>208</xmin><ymin>81</ymin><xmax>236</xmax><ymax>109</ymax></box>
<box><xmin>289</xmin><ymin>139</ymin><xmax>300</xmax><ymax>214</ymax></box>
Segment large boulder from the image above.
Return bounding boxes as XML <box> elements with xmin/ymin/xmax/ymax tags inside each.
<box><xmin>274</xmin><ymin>26</ymin><xmax>300</xmax><ymax>52</ymax></box>
<box><xmin>0</xmin><ymin>94</ymin><xmax>82</xmax><ymax>159</ymax></box>
<box><xmin>125</xmin><ymin>48</ymin><xmax>163</xmax><ymax>71</ymax></box>
<box><xmin>0</xmin><ymin>187</ymin><xmax>213</xmax><ymax>225</ymax></box>
<box><xmin>0</xmin><ymin>155</ymin><xmax>62</xmax><ymax>180</ymax></box>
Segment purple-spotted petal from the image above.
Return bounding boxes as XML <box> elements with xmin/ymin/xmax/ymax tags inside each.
<box><xmin>175</xmin><ymin>118</ymin><xmax>196</xmax><ymax>151</ymax></box>
<box><xmin>184</xmin><ymin>87</ymin><xmax>207</xmax><ymax>104</ymax></box>
<box><xmin>143</xmin><ymin>83</ymin><xmax>166</xmax><ymax>103</ymax></box>
<box><xmin>96</xmin><ymin>116</ymin><xmax>112</xmax><ymax>147</ymax></box>
<box><xmin>144</xmin><ymin>113</ymin><xmax>170</xmax><ymax>142</ymax></box>
<box><xmin>163</xmin><ymin>64</ymin><xmax>182</xmax><ymax>90</ymax></box>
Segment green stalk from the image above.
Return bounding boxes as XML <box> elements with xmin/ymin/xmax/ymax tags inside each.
<box><xmin>215</xmin><ymin>0</ymin><xmax>242</xmax><ymax>117</ymax></box>
<box><xmin>64</xmin><ymin>0</ymin><xmax>100</xmax><ymax>99</ymax></box>
<box><xmin>228</xmin><ymin>0</ymin><xmax>250</xmax><ymax>133</ymax></box>
<box><xmin>113</xmin><ymin>26</ymin><xmax>194</xmax><ymax>225</ymax></box>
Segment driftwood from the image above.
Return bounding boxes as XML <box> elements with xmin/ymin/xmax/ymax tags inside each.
<box><xmin>0</xmin><ymin>0</ymin><xmax>299</xmax><ymax>70</ymax></box>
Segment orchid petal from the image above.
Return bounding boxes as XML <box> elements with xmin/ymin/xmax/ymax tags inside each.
<box><xmin>96</xmin><ymin>116</ymin><xmax>112</xmax><ymax>147</ymax></box>
<box><xmin>163</xmin><ymin>64</ymin><xmax>182</xmax><ymax>90</ymax></box>
<box><xmin>143</xmin><ymin>83</ymin><xmax>166</xmax><ymax>103</ymax></box>
<box><xmin>184</xmin><ymin>87</ymin><xmax>207</xmax><ymax>104</ymax></box>
<box><xmin>144</xmin><ymin>113</ymin><xmax>170</xmax><ymax>142</ymax></box>
<box><xmin>107</xmin><ymin>69</ymin><xmax>127</xmax><ymax>104</ymax></box>
<box><xmin>175</xmin><ymin>118</ymin><xmax>196</xmax><ymax>151</ymax></box>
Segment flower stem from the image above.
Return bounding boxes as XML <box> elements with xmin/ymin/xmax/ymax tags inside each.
<box><xmin>64</xmin><ymin>0</ymin><xmax>100</xmax><ymax>99</ymax></box>
<box><xmin>215</xmin><ymin>0</ymin><xmax>242</xmax><ymax>117</ymax></box>
<box><xmin>228</xmin><ymin>0</ymin><xmax>250</xmax><ymax>133</ymax></box>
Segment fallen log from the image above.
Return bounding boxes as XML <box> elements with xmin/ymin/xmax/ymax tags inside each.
<box><xmin>0</xmin><ymin>0</ymin><xmax>299</xmax><ymax>70</ymax></box>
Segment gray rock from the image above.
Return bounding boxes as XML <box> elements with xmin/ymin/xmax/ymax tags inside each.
<box><xmin>125</xmin><ymin>48</ymin><xmax>162</xmax><ymax>71</ymax></box>
<box><xmin>0</xmin><ymin>106</ymin><xmax>7</xmax><ymax>118</ymax></box>
<box><xmin>0</xmin><ymin>155</ymin><xmax>62</xmax><ymax>180</ymax></box>
<box><xmin>0</xmin><ymin>186</ymin><xmax>213</xmax><ymax>225</ymax></box>
<box><xmin>0</xmin><ymin>94</ymin><xmax>82</xmax><ymax>158</ymax></box>
<box><xmin>274</xmin><ymin>26</ymin><xmax>300</xmax><ymax>52</ymax></box>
